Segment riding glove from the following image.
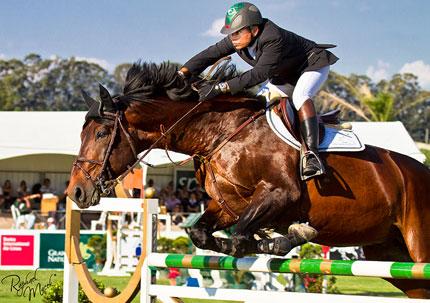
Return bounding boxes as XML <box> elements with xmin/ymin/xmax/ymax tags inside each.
<box><xmin>198</xmin><ymin>82</ymin><xmax>230</xmax><ymax>101</ymax></box>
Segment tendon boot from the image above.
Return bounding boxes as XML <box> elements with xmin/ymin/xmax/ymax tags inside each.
<box><xmin>298</xmin><ymin>100</ymin><xmax>325</xmax><ymax>180</ymax></box>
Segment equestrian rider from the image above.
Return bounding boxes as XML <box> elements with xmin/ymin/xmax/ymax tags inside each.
<box><xmin>178</xmin><ymin>2</ymin><xmax>338</xmax><ymax>180</ymax></box>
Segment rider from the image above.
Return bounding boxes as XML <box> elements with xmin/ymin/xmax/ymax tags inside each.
<box><xmin>178</xmin><ymin>2</ymin><xmax>338</xmax><ymax>180</ymax></box>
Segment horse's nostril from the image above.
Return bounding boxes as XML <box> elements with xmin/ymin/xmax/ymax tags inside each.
<box><xmin>74</xmin><ymin>186</ymin><xmax>84</xmax><ymax>202</ymax></box>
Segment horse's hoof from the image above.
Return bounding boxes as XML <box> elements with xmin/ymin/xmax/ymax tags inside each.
<box><xmin>257</xmin><ymin>237</ymin><xmax>291</xmax><ymax>256</ymax></box>
<box><xmin>288</xmin><ymin>223</ymin><xmax>318</xmax><ymax>241</ymax></box>
<box><xmin>214</xmin><ymin>237</ymin><xmax>233</xmax><ymax>254</ymax></box>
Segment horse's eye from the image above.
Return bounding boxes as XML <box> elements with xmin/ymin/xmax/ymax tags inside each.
<box><xmin>96</xmin><ymin>130</ymin><xmax>109</xmax><ymax>140</ymax></box>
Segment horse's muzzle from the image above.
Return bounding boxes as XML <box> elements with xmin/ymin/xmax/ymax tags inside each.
<box><xmin>70</xmin><ymin>185</ymin><xmax>100</xmax><ymax>209</ymax></box>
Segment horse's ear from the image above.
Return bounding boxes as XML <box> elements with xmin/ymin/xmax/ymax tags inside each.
<box><xmin>98</xmin><ymin>84</ymin><xmax>116</xmax><ymax>115</ymax></box>
<box><xmin>85</xmin><ymin>99</ymin><xmax>102</xmax><ymax>121</ymax></box>
<box><xmin>81</xmin><ymin>89</ymin><xmax>98</xmax><ymax>109</ymax></box>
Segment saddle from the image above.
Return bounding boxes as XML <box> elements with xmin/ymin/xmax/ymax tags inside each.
<box><xmin>273</xmin><ymin>97</ymin><xmax>342</xmax><ymax>144</ymax></box>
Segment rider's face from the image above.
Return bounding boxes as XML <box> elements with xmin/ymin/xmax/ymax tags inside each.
<box><xmin>229</xmin><ymin>27</ymin><xmax>256</xmax><ymax>50</ymax></box>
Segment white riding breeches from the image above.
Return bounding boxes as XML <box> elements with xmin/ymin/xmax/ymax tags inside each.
<box><xmin>263</xmin><ymin>65</ymin><xmax>330</xmax><ymax>110</ymax></box>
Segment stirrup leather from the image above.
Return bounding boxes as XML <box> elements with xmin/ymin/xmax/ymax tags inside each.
<box><xmin>300</xmin><ymin>149</ymin><xmax>325</xmax><ymax>181</ymax></box>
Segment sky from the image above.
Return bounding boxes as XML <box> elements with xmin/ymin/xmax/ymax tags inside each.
<box><xmin>1</xmin><ymin>0</ymin><xmax>430</xmax><ymax>89</ymax></box>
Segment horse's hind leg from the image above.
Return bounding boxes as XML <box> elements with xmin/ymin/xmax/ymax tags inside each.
<box><xmin>363</xmin><ymin>227</ymin><xmax>430</xmax><ymax>299</ymax></box>
<box><xmin>394</xmin><ymin>162</ymin><xmax>430</xmax><ymax>298</ymax></box>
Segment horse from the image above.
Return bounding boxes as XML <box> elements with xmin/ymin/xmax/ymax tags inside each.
<box><xmin>67</xmin><ymin>62</ymin><xmax>430</xmax><ymax>298</ymax></box>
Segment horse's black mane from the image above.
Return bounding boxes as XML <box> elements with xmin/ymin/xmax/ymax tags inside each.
<box><xmin>117</xmin><ymin>61</ymin><xmax>252</xmax><ymax>103</ymax></box>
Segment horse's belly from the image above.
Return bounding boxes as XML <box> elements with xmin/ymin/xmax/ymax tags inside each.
<box><xmin>306</xmin><ymin>197</ymin><xmax>396</xmax><ymax>246</ymax></box>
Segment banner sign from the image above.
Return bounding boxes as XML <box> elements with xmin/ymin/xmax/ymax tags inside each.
<box><xmin>39</xmin><ymin>233</ymin><xmax>99</xmax><ymax>269</ymax></box>
<box><xmin>1</xmin><ymin>235</ymin><xmax>35</xmax><ymax>266</ymax></box>
<box><xmin>175</xmin><ymin>169</ymin><xmax>198</xmax><ymax>191</ymax></box>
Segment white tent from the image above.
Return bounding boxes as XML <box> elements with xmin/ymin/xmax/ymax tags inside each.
<box><xmin>0</xmin><ymin>112</ymin><xmax>426</xmax><ymax>167</ymax></box>
<box><xmin>350</xmin><ymin>121</ymin><xmax>426</xmax><ymax>163</ymax></box>
<box><xmin>0</xmin><ymin>111</ymin><xmax>190</xmax><ymax>164</ymax></box>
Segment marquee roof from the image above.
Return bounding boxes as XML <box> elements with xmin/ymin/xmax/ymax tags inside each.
<box><xmin>0</xmin><ymin>112</ymin><xmax>425</xmax><ymax>163</ymax></box>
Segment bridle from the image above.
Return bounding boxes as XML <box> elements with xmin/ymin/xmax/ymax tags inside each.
<box><xmin>73</xmin><ymin>56</ymin><xmax>235</xmax><ymax>198</ymax></box>
<box><xmin>73</xmin><ymin>111</ymin><xmax>139</xmax><ymax>197</ymax></box>
<box><xmin>72</xmin><ymin>56</ymin><xmax>272</xmax><ymax>221</ymax></box>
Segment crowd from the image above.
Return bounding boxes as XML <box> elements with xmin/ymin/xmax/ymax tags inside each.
<box><xmin>0</xmin><ymin>178</ymin><xmax>68</xmax><ymax>229</ymax></box>
<box><xmin>145</xmin><ymin>179</ymin><xmax>209</xmax><ymax>214</ymax></box>
<box><xmin>1</xmin><ymin>177</ymin><xmax>208</xmax><ymax>230</ymax></box>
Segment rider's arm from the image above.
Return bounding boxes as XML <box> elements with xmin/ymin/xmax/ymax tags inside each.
<box><xmin>227</xmin><ymin>37</ymin><xmax>283</xmax><ymax>94</ymax></box>
<box><xmin>182</xmin><ymin>37</ymin><xmax>235</xmax><ymax>76</ymax></box>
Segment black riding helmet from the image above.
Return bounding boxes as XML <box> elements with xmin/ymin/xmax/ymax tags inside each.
<box><xmin>220</xmin><ymin>2</ymin><xmax>263</xmax><ymax>35</ymax></box>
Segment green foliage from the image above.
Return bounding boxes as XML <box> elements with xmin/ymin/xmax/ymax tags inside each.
<box><xmin>0</xmin><ymin>54</ymin><xmax>119</xmax><ymax>111</ymax></box>
<box><xmin>421</xmin><ymin>149</ymin><xmax>430</xmax><ymax>167</ymax></box>
<box><xmin>299</xmin><ymin>243</ymin><xmax>338</xmax><ymax>294</ymax></box>
<box><xmin>172</xmin><ymin>236</ymin><xmax>193</xmax><ymax>254</ymax></box>
<box><xmin>299</xmin><ymin>243</ymin><xmax>322</xmax><ymax>259</ymax></box>
<box><xmin>79</xmin><ymin>279</ymin><xmax>106</xmax><ymax>303</ymax></box>
<box><xmin>319</xmin><ymin>71</ymin><xmax>430</xmax><ymax>141</ymax></box>
<box><xmin>363</xmin><ymin>92</ymin><xmax>395</xmax><ymax>121</ymax></box>
<box><xmin>42</xmin><ymin>279</ymin><xmax>107</xmax><ymax>303</ymax></box>
<box><xmin>158</xmin><ymin>236</ymin><xmax>192</xmax><ymax>253</ymax></box>
<box><xmin>87</xmin><ymin>234</ymin><xmax>107</xmax><ymax>263</ymax></box>
<box><xmin>42</xmin><ymin>280</ymin><xmax>63</xmax><ymax>303</ymax></box>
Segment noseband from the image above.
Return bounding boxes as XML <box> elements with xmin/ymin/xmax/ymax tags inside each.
<box><xmin>73</xmin><ymin>111</ymin><xmax>138</xmax><ymax>197</ymax></box>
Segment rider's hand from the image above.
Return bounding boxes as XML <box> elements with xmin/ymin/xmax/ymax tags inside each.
<box><xmin>177</xmin><ymin>67</ymin><xmax>191</xmax><ymax>80</ymax></box>
<box><xmin>198</xmin><ymin>82</ymin><xmax>229</xmax><ymax>101</ymax></box>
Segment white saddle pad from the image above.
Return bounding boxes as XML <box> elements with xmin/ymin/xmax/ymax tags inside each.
<box><xmin>266</xmin><ymin>108</ymin><xmax>364</xmax><ymax>152</ymax></box>
<box><xmin>258</xmin><ymin>83</ymin><xmax>365</xmax><ymax>152</ymax></box>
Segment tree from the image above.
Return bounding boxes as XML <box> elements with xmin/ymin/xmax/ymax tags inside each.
<box><xmin>0</xmin><ymin>55</ymin><xmax>119</xmax><ymax>111</ymax></box>
<box><xmin>317</xmin><ymin>71</ymin><xmax>430</xmax><ymax>141</ymax></box>
<box><xmin>113</xmin><ymin>63</ymin><xmax>132</xmax><ymax>88</ymax></box>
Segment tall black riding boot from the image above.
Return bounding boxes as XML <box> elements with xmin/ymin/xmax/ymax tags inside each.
<box><xmin>298</xmin><ymin>100</ymin><xmax>325</xmax><ymax>180</ymax></box>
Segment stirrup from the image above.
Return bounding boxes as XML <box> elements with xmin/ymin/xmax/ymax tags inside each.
<box><xmin>300</xmin><ymin>149</ymin><xmax>325</xmax><ymax>181</ymax></box>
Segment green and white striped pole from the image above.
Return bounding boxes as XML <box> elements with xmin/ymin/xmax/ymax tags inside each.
<box><xmin>148</xmin><ymin>253</ymin><xmax>430</xmax><ymax>280</ymax></box>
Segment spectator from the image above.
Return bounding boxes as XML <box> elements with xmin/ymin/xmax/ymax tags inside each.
<box><xmin>160</xmin><ymin>181</ymin><xmax>174</xmax><ymax>204</ymax></box>
<box><xmin>194</xmin><ymin>184</ymin><xmax>209</xmax><ymax>209</ymax></box>
<box><xmin>187</xmin><ymin>192</ymin><xmax>201</xmax><ymax>212</ymax></box>
<box><xmin>13</xmin><ymin>193</ymin><xmax>41</xmax><ymax>229</ymax></box>
<box><xmin>2</xmin><ymin>179</ymin><xmax>13</xmax><ymax>209</ymax></box>
<box><xmin>17</xmin><ymin>180</ymin><xmax>29</xmax><ymax>197</ymax></box>
<box><xmin>31</xmin><ymin>183</ymin><xmax>42</xmax><ymax>210</ymax></box>
<box><xmin>58</xmin><ymin>180</ymin><xmax>69</xmax><ymax>211</ymax></box>
<box><xmin>46</xmin><ymin>217</ymin><xmax>57</xmax><ymax>230</ymax></box>
<box><xmin>0</xmin><ymin>185</ymin><xmax>4</xmax><ymax>210</ymax></box>
<box><xmin>172</xmin><ymin>204</ymin><xmax>185</xmax><ymax>225</ymax></box>
<box><xmin>177</xmin><ymin>185</ymin><xmax>190</xmax><ymax>212</ymax></box>
<box><xmin>41</xmin><ymin>178</ymin><xmax>55</xmax><ymax>194</ymax></box>
<box><xmin>165</xmin><ymin>192</ymin><xmax>181</xmax><ymax>213</ymax></box>
<box><xmin>132</xmin><ymin>188</ymin><xmax>141</xmax><ymax>198</ymax></box>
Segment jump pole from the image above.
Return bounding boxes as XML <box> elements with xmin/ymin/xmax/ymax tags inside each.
<box><xmin>63</xmin><ymin>197</ymin><xmax>158</xmax><ymax>303</ymax></box>
<box><xmin>139</xmin><ymin>214</ymin><xmax>430</xmax><ymax>303</ymax></box>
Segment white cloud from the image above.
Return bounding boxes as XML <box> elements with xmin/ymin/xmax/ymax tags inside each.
<box><xmin>366</xmin><ymin>60</ymin><xmax>390</xmax><ymax>82</ymax></box>
<box><xmin>399</xmin><ymin>60</ymin><xmax>430</xmax><ymax>89</ymax></box>
<box><xmin>75</xmin><ymin>56</ymin><xmax>112</xmax><ymax>71</ymax></box>
<box><xmin>0</xmin><ymin>53</ymin><xmax>6</xmax><ymax>60</ymax></box>
<box><xmin>202</xmin><ymin>18</ymin><xmax>224</xmax><ymax>38</ymax></box>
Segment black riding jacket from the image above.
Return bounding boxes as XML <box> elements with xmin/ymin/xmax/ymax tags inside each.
<box><xmin>183</xmin><ymin>19</ymin><xmax>338</xmax><ymax>94</ymax></box>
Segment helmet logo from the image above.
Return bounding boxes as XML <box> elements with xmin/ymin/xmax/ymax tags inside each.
<box><xmin>227</xmin><ymin>7</ymin><xmax>237</xmax><ymax>17</ymax></box>
<box><xmin>225</xmin><ymin>2</ymin><xmax>245</xmax><ymax>25</ymax></box>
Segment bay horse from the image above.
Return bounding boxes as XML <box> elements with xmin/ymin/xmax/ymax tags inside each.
<box><xmin>67</xmin><ymin>62</ymin><xmax>430</xmax><ymax>298</ymax></box>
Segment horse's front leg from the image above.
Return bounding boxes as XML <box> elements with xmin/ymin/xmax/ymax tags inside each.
<box><xmin>188</xmin><ymin>200</ymin><xmax>235</xmax><ymax>254</ymax></box>
<box><xmin>230</xmin><ymin>180</ymin><xmax>308</xmax><ymax>257</ymax></box>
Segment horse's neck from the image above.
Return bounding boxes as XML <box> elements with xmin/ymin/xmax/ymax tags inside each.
<box><xmin>128</xmin><ymin>99</ymin><xmax>260</xmax><ymax>156</ymax></box>
<box><xmin>170</xmin><ymin>108</ymin><xmax>247</xmax><ymax>156</ymax></box>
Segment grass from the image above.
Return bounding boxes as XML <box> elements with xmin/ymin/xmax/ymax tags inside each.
<box><xmin>0</xmin><ymin>270</ymin><xmax>406</xmax><ymax>302</ymax></box>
